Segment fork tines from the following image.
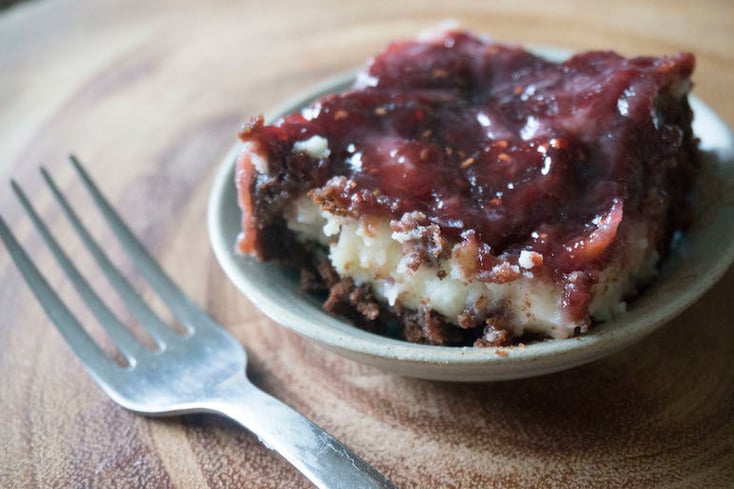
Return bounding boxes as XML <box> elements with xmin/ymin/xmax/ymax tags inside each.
<box><xmin>0</xmin><ymin>157</ymin><xmax>206</xmax><ymax>375</ymax></box>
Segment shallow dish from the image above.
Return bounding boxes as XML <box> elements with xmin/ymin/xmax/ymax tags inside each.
<box><xmin>208</xmin><ymin>47</ymin><xmax>734</xmax><ymax>381</ymax></box>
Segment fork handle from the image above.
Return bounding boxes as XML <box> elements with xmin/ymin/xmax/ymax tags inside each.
<box><xmin>206</xmin><ymin>377</ymin><xmax>397</xmax><ymax>489</ymax></box>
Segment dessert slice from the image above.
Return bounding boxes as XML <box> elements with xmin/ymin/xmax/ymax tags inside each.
<box><xmin>235</xmin><ymin>30</ymin><xmax>699</xmax><ymax>346</ymax></box>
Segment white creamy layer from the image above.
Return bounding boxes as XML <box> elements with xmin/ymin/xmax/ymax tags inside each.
<box><xmin>287</xmin><ymin>195</ymin><xmax>658</xmax><ymax>340</ymax></box>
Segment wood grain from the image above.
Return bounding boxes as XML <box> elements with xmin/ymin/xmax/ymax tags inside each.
<box><xmin>1</xmin><ymin>0</ymin><xmax>733</xmax><ymax>487</ymax></box>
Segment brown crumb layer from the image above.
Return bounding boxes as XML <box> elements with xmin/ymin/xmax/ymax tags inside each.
<box><xmin>300</xmin><ymin>256</ymin><xmax>517</xmax><ymax>347</ymax></box>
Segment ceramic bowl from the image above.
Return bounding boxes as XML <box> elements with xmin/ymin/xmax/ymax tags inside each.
<box><xmin>207</xmin><ymin>48</ymin><xmax>734</xmax><ymax>381</ymax></box>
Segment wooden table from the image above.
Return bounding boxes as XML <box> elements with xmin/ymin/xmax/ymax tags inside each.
<box><xmin>1</xmin><ymin>1</ymin><xmax>733</xmax><ymax>487</ymax></box>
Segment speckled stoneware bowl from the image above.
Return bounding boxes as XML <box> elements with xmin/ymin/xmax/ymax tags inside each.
<box><xmin>208</xmin><ymin>47</ymin><xmax>734</xmax><ymax>382</ymax></box>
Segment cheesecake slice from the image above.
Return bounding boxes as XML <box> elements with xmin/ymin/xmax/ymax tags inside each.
<box><xmin>235</xmin><ymin>30</ymin><xmax>699</xmax><ymax>346</ymax></box>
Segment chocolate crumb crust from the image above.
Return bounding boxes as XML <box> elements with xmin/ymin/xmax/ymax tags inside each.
<box><xmin>297</xmin><ymin>251</ymin><xmax>519</xmax><ymax>347</ymax></box>
<box><xmin>390</xmin><ymin>211</ymin><xmax>450</xmax><ymax>271</ymax></box>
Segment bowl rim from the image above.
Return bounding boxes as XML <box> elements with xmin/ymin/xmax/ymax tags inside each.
<box><xmin>207</xmin><ymin>46</ymin><xmax>734</xmax><ymax>377</ymax></box>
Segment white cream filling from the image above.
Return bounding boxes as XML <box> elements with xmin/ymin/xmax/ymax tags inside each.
<box><xmin>286</xmin><ymin>195</ymin><xmax>658</xmax><ymax>339</ymax></box>
<box><xmin>293</xmin><ymin>135</ymin><xmax>331</xmax><ymax>159</ymax></box>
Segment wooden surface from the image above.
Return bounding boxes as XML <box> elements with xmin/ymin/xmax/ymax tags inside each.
<box><xmin>1</xmin><ymin>1</ymin><xmax>733</xmax><ymax>487</ymax></box>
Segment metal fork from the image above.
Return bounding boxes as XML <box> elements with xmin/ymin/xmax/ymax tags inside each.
<box><xmin>0</xmin><ymin>156</ymin><xmax>396</xmax><ymax>489</ymax></box>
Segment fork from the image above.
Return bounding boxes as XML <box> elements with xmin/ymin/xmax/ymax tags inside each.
<box><xmin>0</xmin><ymin>156</ymin><xmax>397</xmax><ymax>489</ymax></box>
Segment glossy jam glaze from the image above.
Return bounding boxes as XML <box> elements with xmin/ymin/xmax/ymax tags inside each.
<box><xmin>238</xmin><ymin>31</ymin><xmax>697</xmax><ymax>325</ymax></box>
